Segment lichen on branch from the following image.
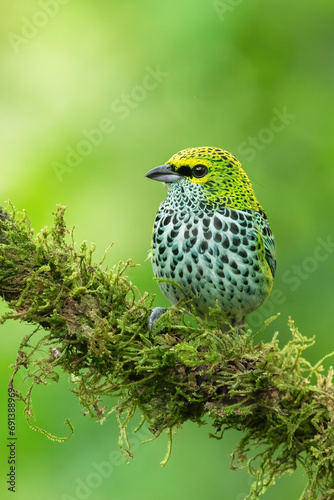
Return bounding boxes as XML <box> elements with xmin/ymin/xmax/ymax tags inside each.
<box><xmin>0</xmin><ymin>203</ymin><xmax>334</xmax><ymax>499</ymax></box>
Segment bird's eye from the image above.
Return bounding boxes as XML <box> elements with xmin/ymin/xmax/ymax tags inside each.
<box><xmin>192</xmin><ymin>164</ymin><xmax>208</xmax><ymax>178</ymax></box>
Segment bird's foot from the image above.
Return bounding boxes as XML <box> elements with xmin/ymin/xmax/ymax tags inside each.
<box><xmin>148</xmin><ymin>307</ymin><xmax>168</xmax><ymax>332</ymax></box>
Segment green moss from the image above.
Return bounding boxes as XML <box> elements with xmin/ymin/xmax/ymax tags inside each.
<box><xmin>1</xmin><ymin>204</ymin><xmax>334</xmax><ymax>499</ymax></box>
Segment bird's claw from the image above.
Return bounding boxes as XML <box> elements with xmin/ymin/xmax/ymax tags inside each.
<box><xmin>148</xmin><ymin>307</ymin><xmax>168</xmax><ymax>332</ymax></box>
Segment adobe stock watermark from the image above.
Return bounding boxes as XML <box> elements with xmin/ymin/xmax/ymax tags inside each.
<box><xmin>213</xmin><ymin>0</ymin><xmax>244</xmax><ymax>21</ymax></box>
<box><xmin>250</xmin><ymin>235</ymin><xmax>334</xmax><ymax>327</ymax></box>
<box><xmin>61</xmin><ymin>426</ymin><xmax>152</xmax><ymax>500</ymax></box>
<box><xmin>236</xmin><ymin>107</ymin><xmax>296</xmax><ymax>163</ymax></box>
<box><xmin>7</xmin><ymin>0</ymin><xmax>71</xmax><ymax>53</ymax></box>
<box><xmin>51</xmin><ymin>65</ymin><xmax>169</xmax><ymax>182</ymax></box>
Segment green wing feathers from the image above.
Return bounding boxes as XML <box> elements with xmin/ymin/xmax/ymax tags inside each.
<box><xmin>254</xmin><ymin>212</ymin><xmax>276</xmax><ymax>279</ymax></box>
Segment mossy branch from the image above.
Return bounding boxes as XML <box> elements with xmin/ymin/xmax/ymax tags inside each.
<box><xmin>0</xmin><ymin>203</ymin><xmax>334</xmax><ymax>499</ymax></box>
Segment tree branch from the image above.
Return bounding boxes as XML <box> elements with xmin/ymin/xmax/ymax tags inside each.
<box><xmin>0</xmin><ymin>203</ymin><xmax>333</xmax><ymax>499</ymax></box>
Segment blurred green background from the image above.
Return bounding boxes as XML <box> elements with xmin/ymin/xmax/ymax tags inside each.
<box><xmin>1</xmin><ymin>0</ymin><xmax>334</xmax><ymax>498</ymax></box>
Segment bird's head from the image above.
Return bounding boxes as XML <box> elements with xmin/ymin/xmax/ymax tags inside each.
<box><xmin>145</xmin><ymin>146</ymin><xmax>263</xmax><ymax>212</ymax></box>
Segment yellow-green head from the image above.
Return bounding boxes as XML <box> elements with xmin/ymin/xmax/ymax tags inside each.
<box><xmin>145</xmin><ymin>146</ymin><xmax>263</xmax><ymax>213</ymax></box>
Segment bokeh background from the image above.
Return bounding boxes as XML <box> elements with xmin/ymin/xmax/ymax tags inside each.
<box><xmin>1</xmin><ymin>0</ymin><xmax>334</xmax><ymax>498</ymax></box>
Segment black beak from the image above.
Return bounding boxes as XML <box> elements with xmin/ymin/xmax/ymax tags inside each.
<box><xmin>145</xmin><ymin>164</ymin><xmax>181</xmax><ymax>183</ymax></box>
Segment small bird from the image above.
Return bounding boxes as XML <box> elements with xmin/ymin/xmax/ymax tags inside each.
<box><xmin>145</xmin><ymin>147</ymin><xmax>276</xmax><ymax>329</ymax></box>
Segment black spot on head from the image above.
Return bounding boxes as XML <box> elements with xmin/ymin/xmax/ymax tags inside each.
<box><xmin>177</xmin><ymin>165</ymin><xmax>192</xmax><ymax>177</ymax></box>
